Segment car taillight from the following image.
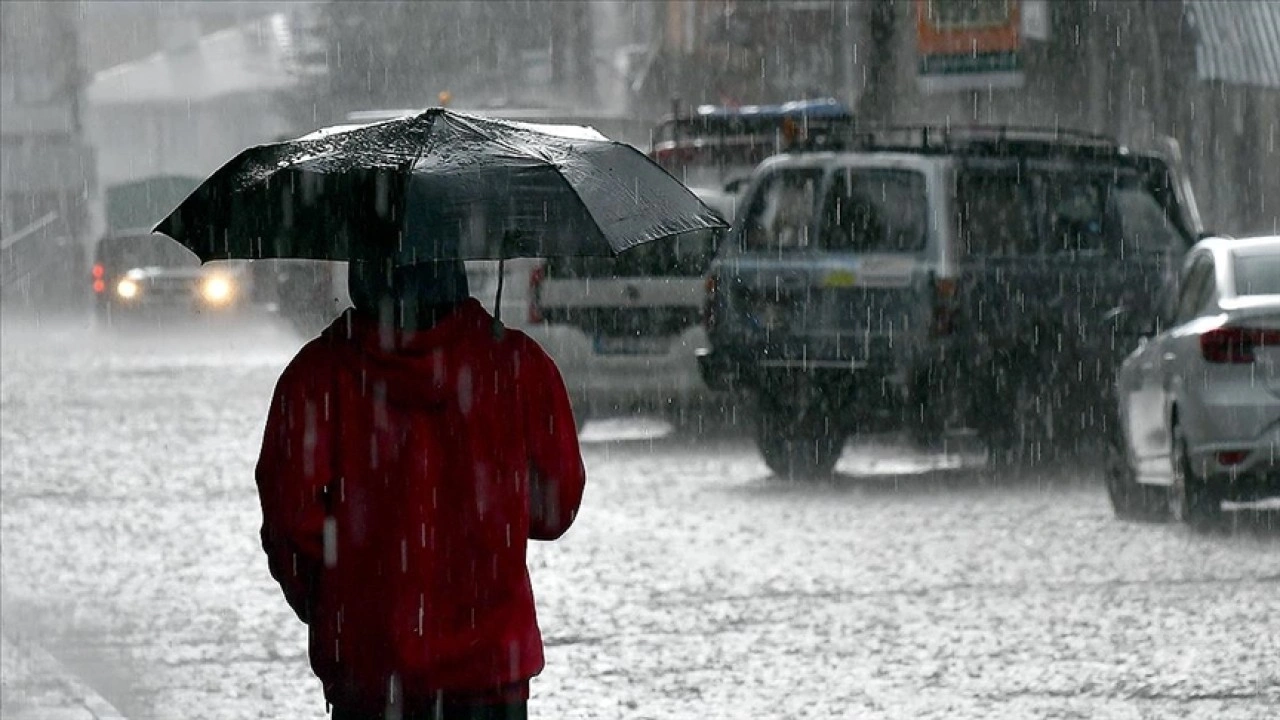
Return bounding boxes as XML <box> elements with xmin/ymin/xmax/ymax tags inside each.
<box><xmin>1199</xmin><ymin>326</ymin><xmax>1280</xmax><ymax>364</ymax></box>
<box><xmin>1216</xmin><ymin>450</ymin><xmax>1250</xmax><ymax>466</ymax></box>
<box><xmin>650</xmin><ymin>145</ymin><xmax>701</xmax><ymax>174</ymax></box>
<box><xmin>527</xmin><ymin>263</ymin><xmax>546</xmax><ymax>324</ymax></box>
<box><xmin>92</xmin><ymin>263</ymin><xmax>105</xmax><ymax>293</ymax></box>
<box><xmin>703</xmin><ymin>274</ymin><xmax>719</xmax><ymax>330</ymax></box>
<box><xmin>931</xmin><ymin>277</ymin><xmax>959</xmax><ymax>336</ymax></box>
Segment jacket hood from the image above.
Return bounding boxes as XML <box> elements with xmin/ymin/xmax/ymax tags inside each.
<box><xmin>320</xmin><ymin>298</ymin><xmax>498</xmax><ymax>410</ymax></box>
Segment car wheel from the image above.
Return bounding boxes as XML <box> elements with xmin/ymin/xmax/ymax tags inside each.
<box><xmin>1169</xmin><ymin>424</ymin><xmax>1224</xmax><ymax>530</ymax></box>
<box><xmin>754</xmin><ymin>393</ymin><xmax>845</xmax><ymax>480</ymax></box>
<box><xmin>1104</xmin><ymin>428</ymin><xmax>1168</xmax><ymax>522</ymax></box>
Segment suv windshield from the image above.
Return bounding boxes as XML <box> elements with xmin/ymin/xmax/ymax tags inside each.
<box><xmin>956</xmin><ymin>168</ymin><xmax>1188</xmax><ymax>258</ymax></box>
<box><xmin>546</xmin><ymin>228</ymin><xmax>721</xmax><ymax>278</ymax></box>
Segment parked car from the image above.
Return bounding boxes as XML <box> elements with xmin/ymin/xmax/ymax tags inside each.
<box><xmin>309</xmin><ymin>108</ymin><xmax>741</xmax><ymax>430</ymax></box>
<box><xmin>700</xmin><ymin>126</ymin><xmax>1200</xmax><ymax>477</ymax></box>
<box><xmin>527</xmin><ymin>188</ymin><xmax>735</xmax><ymax>427</ymax></box>
<box><xmin>321</xmin><ymin>195</ymin><xmax>732</xmax><ymax>431</ymax></box>
<box><xmin>1107</xmin><ymin>235</ymin><xmax>1280</xmax><ymax>527</ymax></box>
<box><xmin>91</xmin><ymin>232</ymin><xmax>253</xmax><ymax>324</ymax></box>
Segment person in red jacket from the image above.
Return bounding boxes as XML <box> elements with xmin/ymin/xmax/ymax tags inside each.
<box><xmin>255</xmin><ymin>254</ymin><xmax>586</xmax><ymax>720</ymax></box>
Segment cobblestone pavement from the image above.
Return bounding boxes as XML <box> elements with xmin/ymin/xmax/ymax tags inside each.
<box><xmin>2</xmin><ymin>317</ymin><xmax>1278</xmax><ymax>720</ymax></box>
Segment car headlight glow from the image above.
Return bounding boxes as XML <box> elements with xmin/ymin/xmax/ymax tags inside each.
<box><xmin>116</xmin><ymin>278</ymin><xmax>140</xmax><ymax>299</ymax></box>
<box><xmin>201</xmin><ymin>275</ymin><xmax>234</xmax><ymax>305</ymax></box>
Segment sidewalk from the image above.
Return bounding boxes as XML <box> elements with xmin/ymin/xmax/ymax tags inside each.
<box><xmin>1</xmin><ymin>631</ymin><xmax>127</xmax><ymax>720</ymax></box>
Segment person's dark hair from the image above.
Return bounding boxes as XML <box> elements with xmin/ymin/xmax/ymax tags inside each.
<box><xmin>348</xmin><ymin>257</ymin><xmax>469</xmax><ymax>330</ymax></box>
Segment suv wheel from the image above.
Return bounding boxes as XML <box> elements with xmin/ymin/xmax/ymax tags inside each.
<box><xmin>754</xmin><ymin>393</ymin><xmax>845</xmax><ymax>480</ymax></box>
<box><xmin>1169</xmin><ymin>424</ymin><xmax>1224</xmax><ymax>530</ymax></box>
<box><xmin>1104</xmin><ymin>427</ymin><xmax>1168</xmax><ymax>522</ymax></box>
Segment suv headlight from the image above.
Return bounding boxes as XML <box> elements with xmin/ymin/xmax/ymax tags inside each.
<box><xmin>200</xmin><ymin>274</ymin><xmax>235</xmax><ymax>305</ymax></box>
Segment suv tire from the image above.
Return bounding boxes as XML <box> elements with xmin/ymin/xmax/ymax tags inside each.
<box><xmin>754</xmin><ymin>393</ymin><xmax>845</xmax><ymax>480</ymax></box>
<box><xmin>1170</xmin><ymin>425</ymin><xmax>1224</xmax><ymax>530</ymax></box>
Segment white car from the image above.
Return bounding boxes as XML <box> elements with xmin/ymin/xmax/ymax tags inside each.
<box><xmin>525</xmin><ymin>187</ymin><xmax>736</xmax><ymax>428</ymax></box>
<box><xmin>92</xmin><ymin>232</ymin><xmax>254</xmax><ymax>325</ymax></box>
<box><xmin>322</xmin><ymin>189</ymin><xmax>737</xmax><ymax>431</ymax></box>
<box><xmin>1109</xmin><ymin>235</ymin><xmax>1280</xmax><ymax>527</ymax></box>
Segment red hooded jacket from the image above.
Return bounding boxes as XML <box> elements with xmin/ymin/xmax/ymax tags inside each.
<box><xmin>255</xmin><ymin>299</ymin><xmax>585</xmax><ymax>713</ymax></box>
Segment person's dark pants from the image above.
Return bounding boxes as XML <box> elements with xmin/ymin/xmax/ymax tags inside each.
<box><xmin>331</xmin><ymin>700</ymin><xmax>527</xmax><ymax>720</ymax></box>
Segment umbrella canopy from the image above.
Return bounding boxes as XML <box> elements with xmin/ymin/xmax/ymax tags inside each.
<box><xmin>153</xmin><ymin>108</ymin><xmax>727</xmax><ymax>265</ymax></box>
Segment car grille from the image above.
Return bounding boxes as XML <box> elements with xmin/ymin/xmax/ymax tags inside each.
<box><xmin>142</xmin><ymin>276</ymin><xmax>198</xmax><ymax>301</ymax></box>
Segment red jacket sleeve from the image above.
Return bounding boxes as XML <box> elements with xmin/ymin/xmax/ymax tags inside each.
<box><xmin>522</xmin><ymin>342</ymin><xmax>586</xmax><ymax>541</ymax></box>
<box><xmin>255</xmin><ymin>347</ymin><xmax>333</xmax><ymax>623</ymax></box>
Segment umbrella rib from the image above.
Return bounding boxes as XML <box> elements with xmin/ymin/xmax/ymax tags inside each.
<box><xmin>541</xmin><ymin>160</ymin><xmax>615</xmax><ymax>254</ymax></box>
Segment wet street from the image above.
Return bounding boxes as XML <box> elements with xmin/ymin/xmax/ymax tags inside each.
<box><xmin>2</xmin><ymin>316</ymin><xmax>1278</xmax><ymax>720</ymax></box>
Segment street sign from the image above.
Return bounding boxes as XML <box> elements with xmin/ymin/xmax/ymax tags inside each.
<box><xmin>916</xmin><ymin>0</ymin><xmax>1026</xmax><ymax>93</ymax></box>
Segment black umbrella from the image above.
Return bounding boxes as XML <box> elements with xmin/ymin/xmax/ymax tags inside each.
<box><xmin>153</xmin><ymin>108</ymin><xmax>726</xmax><ymax>266</ymax></box>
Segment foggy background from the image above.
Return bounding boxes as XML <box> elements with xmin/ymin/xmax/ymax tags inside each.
<box><xmin>2</xmin><ymin>0</ymin><xmax>1277</xmax><ymax>319</ymax></box>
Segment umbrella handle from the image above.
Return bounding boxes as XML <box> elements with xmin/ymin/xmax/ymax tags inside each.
<box><xmin>492</xmin><ymin>257</ymin><xmax>505</xmax><ymax>339</ymax></box>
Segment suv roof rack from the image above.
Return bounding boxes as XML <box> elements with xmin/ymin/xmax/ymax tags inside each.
<box><xmin>791</xmin><ymin>123</ymin><xmax>1131</xmax><ymax>159</ymax></box>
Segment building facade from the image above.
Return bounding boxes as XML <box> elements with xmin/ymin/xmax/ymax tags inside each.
<box><xmin>647</xmin><ymin>0</ymin><xmax>1276</xmax><ymax>237</ymax></box>
<box><xmin>0</xmin><ymin>1</ymin><xmax>98</xmax><ymax>314</ymax></box>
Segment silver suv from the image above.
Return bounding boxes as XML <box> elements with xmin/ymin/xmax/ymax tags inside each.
<box><xmin>700</xmin><ymin>127</ymin><xmax>1200</xmax><ymax>477</ymax></box>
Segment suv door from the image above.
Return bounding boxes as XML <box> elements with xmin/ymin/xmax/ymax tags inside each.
<box><xmin>953</xmin><ymin>160</ymin><xmax>1191</xmax><ymax>450</ymax></box>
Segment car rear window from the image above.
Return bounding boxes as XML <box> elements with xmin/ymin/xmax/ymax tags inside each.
<box><xmin>820</xmin><ymin>169</ymin><xmax>927</xmax><ymax>253</ymax></box>
<box><xmin>955</xmin><ymin>168</ymin><xmax>1188</xmax><ymax>258</ymax></box>
<box><xmin>1110</xmin><ymin>185</ymin><xmax>1187</xmax><ymax>258</ymax></box>
<box><xmin>1233</xmin><ymin>251</ymin><xmax>1280</xmax><ymax>295</ymax></box>
<box><xmin>546</xmin><ymin>228</ymin><xmax>721</xmax><ymax>279</ymax></box>
<box><xmin>741</xmin><ymin>168</ymin><xmax>823</xmax><ymax>251</ymax></box>
<box><xmin>955</xmin><ymin>172</ymin><xmax>1035</xmax><ymax>256</ymax></box>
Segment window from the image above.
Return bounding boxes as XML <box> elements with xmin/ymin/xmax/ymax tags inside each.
<box><xmin>741</xmin><ymin>168</ymin><xmax>823</xmax><ymax>252</ymax></box>
<box><xmin>1110</xmin><ymin>184</ymin><xmax>1188</xmax><ymax>258</ymax></box>
<box><xmin>1173</xmin><ymin>255</ymin><xmax>1215</xmax><ymax>325</ymax></box>
<box><xmin>955</xmin><ymin>171</ymin><xmax>1034</xmax><ymax>256</ymax></box>
<box><xmin>820</xmin><ymin>169</ymin><xmax>927</xmax><ymax>253</ymax></box>
<box><xmin>1041</xmin><ymin>175</ymin><xmax>1110</xmax><ymax>254</ymax></box>
<box><xmin>1233</xmin><ymin>251</ymin><xmax>1280</xmax><ymax>296</ymax></box>
<box><xmin>956</xmin><ymin>168</ymin><xmax>1190</xmax><ymax>259</ymax></box>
